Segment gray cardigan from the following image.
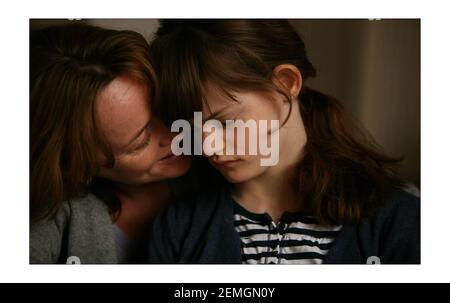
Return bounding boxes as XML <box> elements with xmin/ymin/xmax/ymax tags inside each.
<box><xmin>30</xmin><ymin>173</ymin><xmax>196</xmax><ymax>264</ymax></box>
<box><xmin>30</xmin><ymin>193</ymin><xmax>118</xmax><ymax>264</ymax></box>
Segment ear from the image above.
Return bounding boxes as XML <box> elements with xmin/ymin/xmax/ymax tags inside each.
<box><xmin>272</xmin><ymin>64</ymin><xmax>303</xmax><ymax>99</ymax></box>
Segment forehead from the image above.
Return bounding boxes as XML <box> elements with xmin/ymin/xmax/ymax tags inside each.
<box><xmin>96</xmin><ymin>75</ymin><xmax>151</xmax><ymax>148</ymax></box>
<box><xmin>202</xmin><ymin>83</ymin><xmax>241</xmax><ymax>116</ymax></box>
<box><xmin>202</xmin><ymin>83</ymin><xmax>276</xmax><ymax>119</ymax></box>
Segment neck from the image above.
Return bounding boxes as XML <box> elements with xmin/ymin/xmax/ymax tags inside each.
<box><xmin>233</xmin><ymin>100</ymin><xmax>306</xmax><ymax>222</ymax></box>
<box><xmin>233</xmin><ymin>160</ymin><xmax>300</xmax><ymax>222</ymax></box>
<box><xmin>112</xmin><ymin>180</ymin><xmax>171</xmax><ymax>239</ymax></box>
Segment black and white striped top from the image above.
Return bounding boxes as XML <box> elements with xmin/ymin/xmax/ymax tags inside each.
<box><xmin>233</xmin><ymin>201</ymin><xmax>342</xmax><ymax>264</ymax></box>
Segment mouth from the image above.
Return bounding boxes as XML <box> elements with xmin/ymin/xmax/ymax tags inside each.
<box><xmin>212</xmin><ymin>158</ymin><xmax>242</xmax><ymax>167</ymax></box>
<box><xmin>157</xmin><ymin>151</ymin><xmax>178</xmax><ymax>164</ymax></box>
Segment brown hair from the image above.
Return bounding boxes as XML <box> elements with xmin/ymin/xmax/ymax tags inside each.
<box><xmin>30</xmin><ymin>22</ymin><xmax>158</xmax><ymax>221</ymax></box>
<box><xmin>150</xmin><ymin>19</ymin><xmax>405</xmax><ymax>225</ymax></box>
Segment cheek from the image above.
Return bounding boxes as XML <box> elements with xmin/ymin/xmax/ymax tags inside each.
<box><xmin>152</xmin><ymin>155</ymin><xmax>192</xmax><ymax>178</ymax></box>
<box><xmin>243</xmin><ymin>156</ymin><xmax>270</xmax><ymax>175</ymax></box>
<box><xmin>111</xmin><ymin>144</ymin><xmax>161</xmax><ymax>176</ymax></box>
<box><xmin>107</xmin><ymin>159</ymin><xmax>152</xmax><ymax>180</ymax></box>
<box><xmin>212</xmin><ymin>156</ymin><xmax>269</xmax><ymax>183</ymax></box>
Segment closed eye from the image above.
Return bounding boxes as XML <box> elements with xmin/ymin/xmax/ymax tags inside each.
<box><xmin>129</xmin><ymin>124</ymin><xmax>153</xmax><ymax>154</ymax></box>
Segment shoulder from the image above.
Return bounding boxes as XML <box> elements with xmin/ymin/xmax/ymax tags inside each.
<box><xmin>33</xmin><ymin>192</ymin><xmax>109</xmax><ymax>222</ymax></box>
<box><xmin>66</xmin><ymin>192</ymin><xmax>111</xmax><ymax>221</ymax></box>
<box><xmin>30</xmin><ymin>192</ymin><xmax>115</xmax><ymax>264</ymax></box>
<box><xmin>373</xmin><ymin>188</ymin><xmax>420</xmax><ymax>227</ymax></box>
<box><xmin>356</xmin><ymin>188</ymin><xmax>420</xmax><ymax>263</ymax></box>
<box><xmin>32</xmin><ymin>193</ymin><xmax>110</xmax><ymax>230</ymax></box>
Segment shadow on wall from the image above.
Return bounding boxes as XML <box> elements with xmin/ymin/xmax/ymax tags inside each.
<box><xmin>30</xmin><ymin>19</ymin><xmax>421</xmax><ymax>187</ymax></box>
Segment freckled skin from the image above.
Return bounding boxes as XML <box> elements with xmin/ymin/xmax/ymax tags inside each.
<box><xmin>96</xmin><ymin>75</ymin><xmax>192</xmax><ymax>185</ymax></box>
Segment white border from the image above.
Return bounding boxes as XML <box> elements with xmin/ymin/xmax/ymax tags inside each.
<box><xmin>1</xmin><ymin>0</ymin><xmax>448</xmax><ymax>283</ymax></box>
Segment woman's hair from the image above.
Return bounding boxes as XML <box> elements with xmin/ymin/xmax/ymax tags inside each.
<box><xmin>30</xmin><ymin>22</ymin><xmax>158</xmax><ymax>221</ymax></box>
<box><xmin>150</xmin><ymin>19</ymin><xmax>405</xmax><ymax>225</ymax></box>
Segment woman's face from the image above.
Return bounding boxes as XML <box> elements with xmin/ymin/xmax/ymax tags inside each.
<box><xmin>96</xmin><ymin>75</ymin><xmax>192</xmax><ymax>185</ymax></box>
<box><xmin>201</xmin><ymin>83</ymin><xmax>306</xmax><ymax>183</ymax></box>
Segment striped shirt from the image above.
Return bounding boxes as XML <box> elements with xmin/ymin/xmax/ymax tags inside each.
<box><xmin>233</xmin><ymin>201</ymin><xmax>342</xmax><ymax>264</ymax></box>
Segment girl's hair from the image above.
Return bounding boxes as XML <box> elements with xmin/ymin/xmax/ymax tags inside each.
<box><xmin>150</xmin><ymin>19</ymin><xmax>405</xmax><ymax>225</ymax></box>
<box><xmin>30</xmin><ymin>23</ymin><xmax>158</xmax><ymax>221</ymax></box>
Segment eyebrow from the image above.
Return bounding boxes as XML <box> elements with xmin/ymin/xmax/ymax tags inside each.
<box><xmin>203</xmin><ymin>111</ymin><xmax>225</xmax><ymax>122</ymax></box>
<box><xmin>127</xmin><ymin>119</ymin><xmax>152</xmax><ymax>146</ymax></box>
<box><xmin>202</xmin><ymin>103</ymin><xmax>231</xmax><ymax>121</ymax></box>
<box><xmin>201</xmin><ymin>91</ymin><xmax>241</xmax><ymax>121</ymax></box>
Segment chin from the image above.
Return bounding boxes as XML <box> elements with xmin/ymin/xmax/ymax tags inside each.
<box><xmin>214</xmin><ymin>160</ymin><xmax>265</xmax><ymax>184</ymax></box>
<box><xmin>220</xmin><ymin>169</ymin><xmax>257</xmax><ymax>184</ymax></box>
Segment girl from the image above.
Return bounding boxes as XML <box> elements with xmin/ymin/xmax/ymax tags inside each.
<box><xmin>30</xmin><ymin>23</ymin><xmax>192</xmax><ymax>263</ymax></box>
<box><xmin>148</xmin><ymin>20</ymin><xmax>420</xmax><ymax>264</ymax></box>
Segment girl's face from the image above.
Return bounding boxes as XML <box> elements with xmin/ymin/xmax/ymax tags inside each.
<box><xmin>201</xmin><ymin>83</ymin><xmax>307</xmax><ymax>183</ymax></box>
<box><xmin>96</xmin><ymin>75</ymin><xmax>192</xmax><ymax>185</ymax></box>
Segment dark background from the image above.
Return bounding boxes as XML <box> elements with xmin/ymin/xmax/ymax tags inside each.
<box><xmin>30</xmin><ymin>19</ymin><xmax>421</xmax><ymax>188</ymax></box>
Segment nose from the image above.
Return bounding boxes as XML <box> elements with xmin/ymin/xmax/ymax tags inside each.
<box><xmin>160</xmin><ymin>131</ymin><xmax>173</xmax><ymax>147</ymax></box>
<box><xmin>202</xmin><ymin>126</ymin><xmax>234</xmax><ymax>157</ymax></box>
<box><xmin>155</xmin><ymin>119</ymin><xmax>175</xmax><ymax>147</ymax></box>
<box><xmin>203</xmin><ymin>139</ymin><xmax>225</xmax><ymax>156</ymax></box>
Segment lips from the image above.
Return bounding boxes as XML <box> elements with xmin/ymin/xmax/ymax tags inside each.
<box><xmin>212</xmin><ymin>158</ymin><xmax>241</xmax><ymax>167</ymax></box>
<box><xmin>156</xmin><ymin>150</ymin><xmax>178</xmax><ymax>164</ymax></box>
<box><xmin>159</xmin><ymin>151</ymin><xmax>174</xmax><ymax>161</ymax></box>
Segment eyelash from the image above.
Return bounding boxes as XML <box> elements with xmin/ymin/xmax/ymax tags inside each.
<box><xmin>130</xmin><ymin>128</ymin><xmax>152</xmax><ymax>154</ymax></box>
<box><xmin>136</xmin><ymin>136</ymin><xmax>151</xmax><ymax>151</ymax></box>
<box><xmin>133</xmin><ymin>136</ymin><xmax>151</xmax><ymax>153</ymax></box>
<box><xmin>219</xmin><ymin>115</ymin><xmax>238</xmax><ymax>125</ymax></box>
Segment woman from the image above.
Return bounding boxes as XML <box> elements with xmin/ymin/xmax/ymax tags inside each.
<box><xmin>148</xmin><ymin>20</ymin><xmax>420</xmax><ymax>264</ymax></box>
<box><xmin>30</xmin><ymin>23</ymin><xmax>191</xmax><ymax>263</ymax></box>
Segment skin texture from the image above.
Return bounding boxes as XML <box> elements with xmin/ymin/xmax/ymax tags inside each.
<box><xmin>95</xmin><ymin>75</ymin><xmax>192</xmax><ymax>238</ymax></box>
<box><xmin>202</xmin><ymin>65</ymin><xmax>307</xmax><ymax>222</ymax></box>
<box><xmin>96</xmin><ymin>75</ymin><xmax>191</xmax><ymax>184</ymax></box>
